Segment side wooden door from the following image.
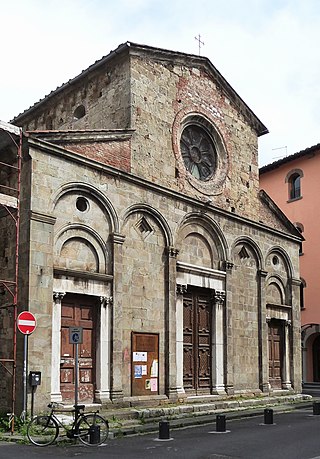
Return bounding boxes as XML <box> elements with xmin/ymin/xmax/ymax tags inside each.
<box><xmin>268</xmin><ymin>320</ymin><xmax>283</xmax><ymax>389</ymax></box>
<box><xmin>60</xmin><ymin>295</ymin><xmax>96</xmax><ymax>402</ymax></box>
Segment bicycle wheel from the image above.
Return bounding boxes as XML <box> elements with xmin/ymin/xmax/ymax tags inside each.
<box><xmin>27</xmin><ymin>415</ymin><xmax>59</xmax><ymax>446</ymax></box>
<box><xmin>76</xmin><ymin>413</ymin><xmax>109</xmax><ymax>446</ymax></box>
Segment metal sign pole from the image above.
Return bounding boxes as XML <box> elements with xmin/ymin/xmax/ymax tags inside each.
<box><xmin>22</xmin><ymin>334</ymin><xmax>28</xmax><ymax>421</ymax></box>
<box><xmin>75</xmin><ymin>342</ymin><xmax>79</xmax><ymax>407</ymax></box>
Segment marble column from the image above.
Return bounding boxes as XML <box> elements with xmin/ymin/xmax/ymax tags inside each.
<box><xmin>51</xmin><ymin>292</ymin><xmax>65</xmax><ymax>402</ymax></box>
<box><xmin>282</xmin><ymin>319</ymin><xmax>293</xmax><ymax>390</ymax></box>
<box><xmin>95</xmin><ymin>296</ymin><xmax>112</xmax><ymax>404</ymax></box>
<box><xmin>166</xmin><ymin>246</ymin><xmax>180</xmax><ymax>400</ymax></box>
<box><xmin>212</xmin><ymin>290</ymin><xmax>226</xmax><ymax>394</ymax></box>
<box><xmin>175</xmin><ymin>283</ymin><xmax>187</xmax><ymax>396</ymax></box>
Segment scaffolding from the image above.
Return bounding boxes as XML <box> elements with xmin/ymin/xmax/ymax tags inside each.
<box><xmin>0</xmin><ymin>120</ymin><xmax>22</xmax><ymax>432</ymax></box>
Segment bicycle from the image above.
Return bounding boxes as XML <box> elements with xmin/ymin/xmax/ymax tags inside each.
<box><xmin>27</xmin><ymin>402</ymin><xmax>109</xmax><ymax>447</ymax></box>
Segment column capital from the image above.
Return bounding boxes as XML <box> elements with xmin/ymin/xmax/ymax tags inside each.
<box><xmin>167</xmin><ymin>246</ymin><xmax>179</xmax><ymax>258</ymax></box>
<box><xmin>112</xmin><ymin>233</ymin><xmax>126</xmax><ymax>245</ymax></box>
<box><xmin>176</xmin><ymin>284</ymin><xmax>187</xmax><ymax>295</ymax></box>
<box><xmin>214</xmin><ymin>290</ymin><xmax>226</xmax><ymax>305</ymax></box>
<box><xmin>222</xmin><ymin>261</ymin><xmax>234</xmax><ymax>273</ymax></box>
<box><xmin>258</xmin><ymin>269</ymin><xmax>268</xmax><ymax>278</ymax></box>
<box><xmin>100</xmin><ymin>296</ymin><xmax>113</xmax><ymax>307</ymax></box>
<box><xmin>53</xmin><ymin>292</ymin><xmax>65</xmax><ymax>302</ymax></box>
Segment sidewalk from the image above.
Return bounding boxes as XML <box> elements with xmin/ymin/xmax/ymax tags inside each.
<box><xmin>0</xmin><ymin>393</ymin><xmax>315</xmax><ymax>443</ymax></box>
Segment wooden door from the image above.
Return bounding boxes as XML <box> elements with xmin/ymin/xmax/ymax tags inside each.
<box><xmin>60</xmin><ymin>295</ymin><xmax>96</xmax><ymax>402</ymax></box>
<box><xmin>183</xmin><ymin>287</ymin><xmax>212</xmax><ymax>393</ymax></box>
<box><xmin>268</xmin><ymin>320</ymin><xmax>283</xmax><ymax>389</ymax></box>
<box><xmin>131</xmin><ymin>333</ymin><xmax>159</xmax><ymax>396</ymax></box>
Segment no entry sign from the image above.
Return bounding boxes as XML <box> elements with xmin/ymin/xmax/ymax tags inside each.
<box><xmin>17</xmin><ymin>311</ymin><xmax>37</xmax><ymax>335</ymax></box>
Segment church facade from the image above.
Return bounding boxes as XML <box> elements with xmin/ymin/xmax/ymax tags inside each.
<box><xmin>0</xmin><ymin>42</ymin><xmax>302</xmax><ymax>411</ymax></box>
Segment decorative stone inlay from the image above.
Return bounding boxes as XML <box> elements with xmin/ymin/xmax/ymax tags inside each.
<box><xmin>176</xmin><ymin>284</ymin><xmax>187</xmax><ymax>294</ymax></box>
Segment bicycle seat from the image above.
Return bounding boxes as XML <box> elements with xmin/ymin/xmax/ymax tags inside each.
<box><xmin>74</xmin><ymin>404</ymin><xmax>85</xmax><ymax>410</ymax></box>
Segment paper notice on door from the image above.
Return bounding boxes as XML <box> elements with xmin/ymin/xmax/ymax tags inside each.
<box><xmin>150</xmin><ymin>378</ymin><xmax>158</xmax><ymax>392</ymax></box>
<box><xmin>145</xmin><ymin>379</ymin><xmax>151</xmax><ymax>390</ymax></box>
<box><xmin>141</xmin><ymin>365</ymin><xmax>147</xmax><ymax>375</ymax></box>
<box><xmin>150</xmin><ymin>359</ymin><xmax>158</xmax><ymax>377</ymax></box>
<box><xmin>134</xmin><ymin>365</ymin><xmax>142</xmax><ymax>378</ymax></box>
<box><xmin>133</xmin><ymin>352</ymin><xmax>147</xmax><ymax>362</ymax></box>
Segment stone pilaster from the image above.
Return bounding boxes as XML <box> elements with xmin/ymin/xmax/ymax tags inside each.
<box><xmin>111</xmin><ymin>233</ymin><xmax>125</xmax><ymax>401</ymax></box>
<box><xmin>291</xmin><ymin>277</ymin><xmax>302</xmax><ymax>392</ymax></box>
<box><xmin>258</xmin><ymin>269</ymin><xmax>269</xmax><ymax>393</ymax></box>
<box><xmin>224</xmin><ymin>261</ymin><xmax>234</xmax><ymax>394</ymax></box>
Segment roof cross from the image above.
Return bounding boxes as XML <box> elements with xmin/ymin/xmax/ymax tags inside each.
<box><xmin>195</xmin><ymin>34</ymin><xmax>204</xmax><ymax>55</ymax></box>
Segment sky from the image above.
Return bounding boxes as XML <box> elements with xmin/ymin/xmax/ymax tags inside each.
<box><xmin>1</xmin><ymin>0</ymin><xmax>320</xmax><ymax>166</ymax></box>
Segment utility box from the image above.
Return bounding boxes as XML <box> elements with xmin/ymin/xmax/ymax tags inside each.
<box><xmin>29</xmin><ymin>371</ymin><xmax>41</xmax><ymax>386</ymax></box>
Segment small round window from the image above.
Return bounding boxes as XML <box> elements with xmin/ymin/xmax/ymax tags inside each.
<box><xmin>180</xmin><ymin>125</ymin><xmax>216</xmax><ymax>181</ymax></box>
<box><xmin>76</xmin><ymin>197</ymin><xmax>89</xmax><ymax>212</ymax></box>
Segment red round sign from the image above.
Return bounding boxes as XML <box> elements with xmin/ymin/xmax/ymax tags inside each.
<box><xmin>17</xmin><ymin>311</ymin><xmax>37</xmax><ymax>335</ymax></box>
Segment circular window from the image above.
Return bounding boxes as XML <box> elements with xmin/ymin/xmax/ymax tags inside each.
<box><xmin>76</xmin><ymin>197</ymin><xmax>89</xmax><ymax>212</ymax></box>
<box><xmin>272</xmin><ymin>255</ymin><xmax>279</xmax><ymax>266</ymax></box>
<box><xmin>173</xmin><ymin>110</ymin><xmax>229</xmax><ymax>196</ymax></box>
<box><xmin>180</xmin><ymin>125</ymin><xmax>216</xmax><ymax>181</ymax></box>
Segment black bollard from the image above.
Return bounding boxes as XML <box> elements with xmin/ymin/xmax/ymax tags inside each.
<box><xmin>313</xmin><ymin>402</ymin><xmax>320</xmax><ymax>415</ymax></box>
<box><xmin>264</xmin><ymin>408</ymin><xmax>273</xmax><ymax>425</ymax></box>
<box><xmin>159</xmin><ymin>420</ymin><xmax>170</xmax><ymax>440</ymax></box>
<box><xmin>89</xmin><ymin>425</ymin><xmax>100</xmax><ymax>444</ymax></box>
<box><xmin>216</xmin><ymin>414</ymin><xmax>226</xmax><ymax>432</ymax></box>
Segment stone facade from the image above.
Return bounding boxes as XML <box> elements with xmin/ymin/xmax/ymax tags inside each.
<box><xmin>0</xmin><ymin>42</ymin><xmax>302</xmax><ymax>413</ymax></box>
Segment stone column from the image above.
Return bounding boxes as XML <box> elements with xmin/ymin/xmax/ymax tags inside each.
<box><xmin>111</xmin><ymin>233</ymin><xmax>125</xmax><ymax>401</ymax></box>
<box><xmin>224</xmin><ymin>261</ymin><xmax>234</xmax><ymax>395</ymax></box>
<box><xmin>258</xmin><ymin>269</ymin><xmax>269</xmax><ymax>393</ymax></box>
<box><xmin>175</xmin><ymin>283</ymin><xmax>187</xmax><ymax>396</ymax></box>
<box><xmin>95</xmin><ymin>296</ymin><xmax>112</xmax><ymax>404</ymax></box>
<box><xmin>282</xmin><ymin>320</ymin><xmax>293</xmax><ymax>390</ymax></box>
<box><xmin>212</xmin><ymin>290</ymin><xmax>226</xmax><ymax>394</ymax></box>
<box><xmin>166</xmin><ymin>247</ymin><xmax>180</xmax><ymax>400</ymax></box>
<box><xmin>51</xmin><ymin>292</ymin><xmax>65</xmax><ymax>402</ymax></box>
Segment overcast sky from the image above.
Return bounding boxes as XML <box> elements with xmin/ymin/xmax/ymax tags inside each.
<box><xmin>1</xmin><ymin>0</ymin><xmax>319</xmax><ymax>166</ymax></box>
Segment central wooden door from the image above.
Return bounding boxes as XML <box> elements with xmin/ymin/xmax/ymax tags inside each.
<box><xmin>60</xmin><ymin>295</ymin><xmax>96</xmax><ymax>402</ymax></box>
<box><xmin>268</xmin><ymin>320</ymin><xmax>283</xmax><ymax>389</ymax></box>
<box><xmin>183</xmin><ymin>287</ymin><xmax>212</xmax><ymax>393</ymax></box>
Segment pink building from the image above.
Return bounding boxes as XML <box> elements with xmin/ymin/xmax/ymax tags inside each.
<box><xmin>260</xmin><ymin>144</ymin><xmax>320</xmax><ymax>385</ymax></box>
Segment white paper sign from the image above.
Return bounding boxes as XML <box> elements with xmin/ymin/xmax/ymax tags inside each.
<box><xmin>133</xmin><ymin>351</ymin><xmax>147</xmax><ymax>362</ymax></box>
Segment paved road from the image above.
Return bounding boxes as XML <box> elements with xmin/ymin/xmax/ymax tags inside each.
<box><xmin>1</xmin><ymin>409</ymin><xmax>320</xmax><ymax>459</ymax></box>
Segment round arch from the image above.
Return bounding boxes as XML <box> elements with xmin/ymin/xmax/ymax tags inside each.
<box><xmin>122</xmin><ymin>203</ymin><xmax>173</xmax><ymax>247</ymax></box>
<box><xmin>52</xmin><ymin>182</ymin><xmax>119</xmax><ymax>233</ymax></box>
<box><xmin>176</xmin><ymin>212</ymin><xmax>228</xmax><ymax>262</ymax></box>
<box><xmin>231</xmin><ymin>236</ymin><xmax>263</xmax><ymax>270</ymax></box>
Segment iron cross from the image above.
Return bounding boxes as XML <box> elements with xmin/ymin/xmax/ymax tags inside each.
<box><xmin>195</xmin><ymin>34</ymin><xmax>204</xmax><ymax>55</ymax></box>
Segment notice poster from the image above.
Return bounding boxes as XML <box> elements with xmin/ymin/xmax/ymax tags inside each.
<box><xmin>150</xmin><ymin>378</ymin><xmax>158</xmax><ymax>392</ymax></box>
<box><xmin>133</xmin><ymin>352</ymin><xmax>147</xmax><ymax>362</ymax></box>
<box><xmin>151</xmin><ymin>359</ymin><xmax>158</xmax><ymax>377</ymax></box>
<box><xmin>134</xmin><ymin>365</ymin><xmax>142</xmax><ymax>378</ymax></box>
<box><xmin>141</xmin><ymin>365</ymin><xmax>147</xmax><ymax>375</ymax></box>
<box><xmin>145</xmin><ymin>379</ymin><xmax>151</xmax><ymax>390</ymax></box>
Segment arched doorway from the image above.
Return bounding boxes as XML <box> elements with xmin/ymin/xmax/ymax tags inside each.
<box><xmin>312</xmin><ymin>335</ymin><xmax>320</xmax><ymax>382</ymax></box>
